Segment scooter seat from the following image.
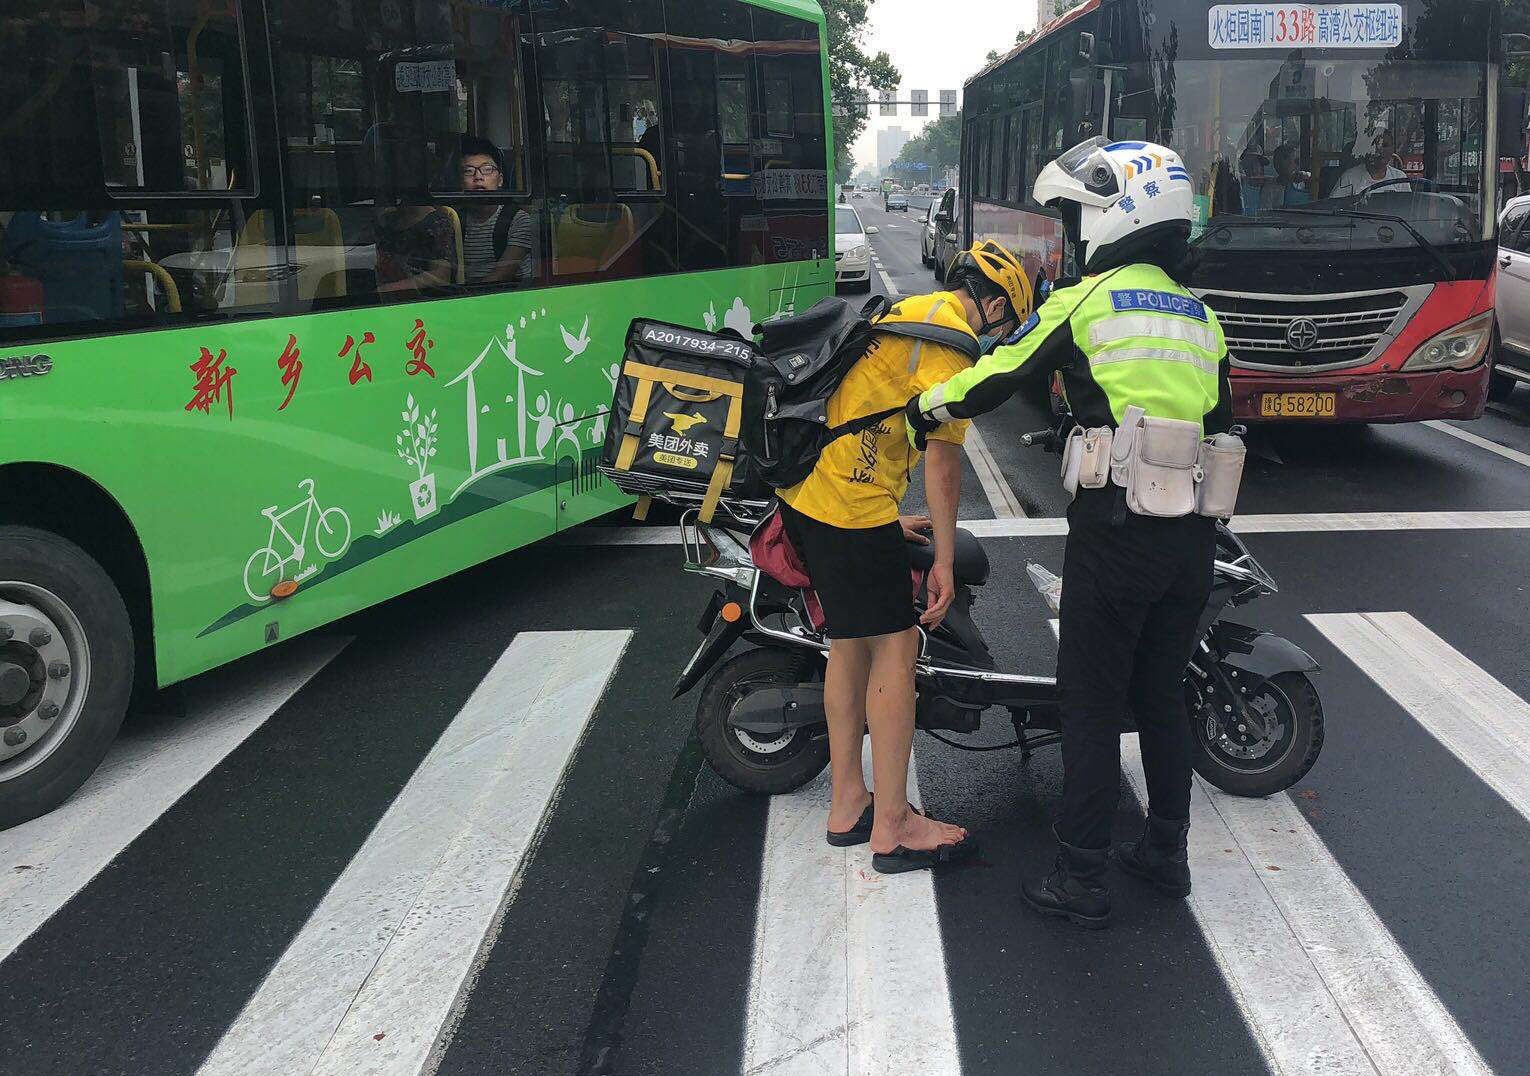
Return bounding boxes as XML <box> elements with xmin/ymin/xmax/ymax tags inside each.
<box><xmin>908</xmin><ymin>527</ymin><xmax>990</xmax><ymax>586</ymax></box>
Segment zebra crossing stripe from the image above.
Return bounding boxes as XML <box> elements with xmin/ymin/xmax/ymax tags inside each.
<box><xmin>0</xmin><ymin>637</ymin><xmax>348</xmax><ymax>966</ymax></box>
<box><xmin>197</xmin><ymin>629</ymin><xmax>631</xmax><ymax>1076</ymax></box>
<box><xmin>743</xmin><ymin>748</ymin><xmax>960</xmax><ymax>1075</ymax></box>
<box><xmin>1051</xmin><ymin>621</ymin><xmax>1489</xmax><ymax>1076</ymax></box>
<box><xmin>1310</xmin><ymin>612</ymin><xmax>1530</xmax><ymax>826</ymax></box>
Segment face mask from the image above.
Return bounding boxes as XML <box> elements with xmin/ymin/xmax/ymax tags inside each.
<box><xmin>978</xmin><ymin>332</ymin><xmax>1004</xmax><ymax>356</ymax></box>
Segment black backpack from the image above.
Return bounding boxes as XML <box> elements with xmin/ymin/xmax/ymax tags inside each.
<box><xmin>742</xmin><ymin>294</ymin><xmax>981</xmax><ymax>490</ymax></box>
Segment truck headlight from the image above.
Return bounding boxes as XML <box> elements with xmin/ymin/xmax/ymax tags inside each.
<box><xmin>1401</xmin><ymin>311</ymin><xmax>1493</xmax><ymax>372</ymax></box>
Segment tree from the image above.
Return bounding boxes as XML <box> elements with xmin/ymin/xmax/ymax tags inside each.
<box><xmin>823</xmin><ymin>0</ymin><xmax>899</xmax><ymax>174</ymax></box>
<box><xmin>895</xmin><ymin>110</ymin><xmax>962</xmax><ymax>173</ymax></box>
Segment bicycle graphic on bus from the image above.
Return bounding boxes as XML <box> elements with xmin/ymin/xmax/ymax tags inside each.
<box><xmin>242</xmin><ymin>478</ymin><xmax>353</xmax><ymax>603</ymax></box>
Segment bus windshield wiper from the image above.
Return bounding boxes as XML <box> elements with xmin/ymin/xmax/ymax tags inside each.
<box><xmin>1266</xmin><ymin>205</ymin><xmax>1457</xmax><ymax>280</ymax></box>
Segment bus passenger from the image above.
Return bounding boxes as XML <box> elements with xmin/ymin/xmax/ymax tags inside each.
<box><xmin>376</xmin><ymin>204</ymin><xmax>457</xmax><ymax>297</ymax></box>
<box><xmin>780</xmin><ymin>242</ymin><xmax>1030</xmax><ymax>874</ymax></box>
<box><xmin>1258</xmin><ymin>145</ymin><xmax>1312</xmax><ymax>209</ymax></box>
<box><xmin>457</xmin><ymin>136</ymin><xmax>536</xmax><ymax>286</ymax></box>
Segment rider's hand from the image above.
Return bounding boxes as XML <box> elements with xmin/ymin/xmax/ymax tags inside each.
<box><xmin>920</xmin><ymin>562</ymin><xmax>955</xmax><ymax>628</ymax></box>
<box><xmin>899</xmin><ymin>515</ymin><xmax>932</xmax><ymax>544</ymax></box>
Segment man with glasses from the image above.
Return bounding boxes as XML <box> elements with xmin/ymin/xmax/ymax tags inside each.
<box><xmin>458</xmin><ymin>135</ymin><xmax>535</xmax><ymax>286</ymax></box>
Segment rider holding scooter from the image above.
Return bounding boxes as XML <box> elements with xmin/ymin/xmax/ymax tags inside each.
<box><xmin>906</xmin><ymin>138</ymin><xmax>1235</xmax><ymax>928</ymax></box>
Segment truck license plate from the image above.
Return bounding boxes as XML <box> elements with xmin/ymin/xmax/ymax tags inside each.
<box><xmin>1260</xmin><ymin>392</ymin><xmax>1336</xmax><ymax>418</ymax></box>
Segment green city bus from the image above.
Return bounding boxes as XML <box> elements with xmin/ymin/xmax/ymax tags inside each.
<box><xmin>0</xmin><ymin>0</ymin><xmax>833</xmax><ymax>828</ymax></box>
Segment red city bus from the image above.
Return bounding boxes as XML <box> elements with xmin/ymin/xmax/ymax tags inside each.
<box><xmin>958</xmin><ymin>0</ymin><xmax>1517</xmax><ymax>424</ymax></box>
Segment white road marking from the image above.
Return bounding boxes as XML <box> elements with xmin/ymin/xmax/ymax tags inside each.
<box><xmin>1044</xmin><ymin>621</ymin><xmax>1487</xmax><ymax>1076</ymax></box>
<box><xmin>743</xmin><ymin>748</ymin><xmax>959</xmax><ymax>1076</ymax></box>
<box><xmin>1424</xmin><ymin>419</ymin><xmax>1530</xmax><ymax>470</ymax></box>
<box><xmin>1122</xmin><ymin>741</ymin><xmax>1492</xmax><ymax>1076</ymax></box>
<box><xmin>0</xmin><ymin>637</ymin><xmax>347</xmax><ymax>965</ymax></box>
<box><xmin>878</xmin><ymin>269</ymin><xmax>900</xmax><ymax>297</ymax></box>
<box><xmin>961</xmin><ymin>423</ymin><xmax>1026</xmax><ymax>518</ymax></box>
<box><xmin>197</xmin><ymin>630</ymin><xmax>631</xmax><ymax>1076</ymax></box>
<box><xmin>562</xmin><ymin>510</ymin><xmax>1530</xmax><ymax>546</ymax></box>
<box><xmin>1309</xmin><ymin>612</ymin><xmax>1530</xmax><ymax>825</ymax></box>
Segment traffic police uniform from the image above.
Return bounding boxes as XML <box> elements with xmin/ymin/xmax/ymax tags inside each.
<box><xmin>910</xmin><ymin>138</ymin><xmax>1234</xmax><ymax>927</ymax></box>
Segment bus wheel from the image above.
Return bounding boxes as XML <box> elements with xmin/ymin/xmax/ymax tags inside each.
<box><xmin>0</xmin><ymin>527</ymin><xmax>133</xmax><ymax>831</ymax></box>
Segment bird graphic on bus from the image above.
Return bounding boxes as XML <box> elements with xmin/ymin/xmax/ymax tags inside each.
<box><xmin>560</xmin><ymin>316</ymin><xmax>591</xmax><ymax>361</ymax></box>
<box><xmin>663</xmin><ymin>410</ymin><xmax>708</xmax><ymax>435</ymax></box>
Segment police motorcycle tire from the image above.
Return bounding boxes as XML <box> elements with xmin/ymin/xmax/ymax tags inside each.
<box><xmin>1187</xmin><ymin>670</ymin><xmax>1324</xmax><ymax>798</ymax></box>
<box><xmin>697</xmin><ymin>647</ymin><xmax>830</xmax><ymax>795</ymax></box>
<box><xmin>0</xmin><ymin>527</ymin><xmax>134</xmax><ymax>831</ymax></box>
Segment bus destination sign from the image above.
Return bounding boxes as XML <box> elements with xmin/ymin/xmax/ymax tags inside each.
<box><xmin>1209</xmin><ymin>4</ymin><xmax>1403</xmax><ymax>49</ymax></box>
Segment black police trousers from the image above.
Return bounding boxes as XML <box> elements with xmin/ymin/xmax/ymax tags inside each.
<box><xmin>1055</xmin><ymin>489</ymin><xmax>1216</xmax><ymax>850</ymax></box>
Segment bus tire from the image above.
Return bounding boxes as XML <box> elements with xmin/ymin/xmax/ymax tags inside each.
<box><xmin>0</xmin><ymin>526</ymin><xmax>134</xmax><ymax>831</ymax></box>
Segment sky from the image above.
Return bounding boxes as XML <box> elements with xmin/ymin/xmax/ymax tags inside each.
<box><xmin>849</xmin><ymin>0</ymin><xmax>1040</xmax><ymax>171</ymax></box>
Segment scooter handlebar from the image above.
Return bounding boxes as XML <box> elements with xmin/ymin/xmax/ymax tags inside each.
<box><xmin>1020</xmin><ymin>428</ymin><xmax>1059</xmax><ymax>451</ymax></box>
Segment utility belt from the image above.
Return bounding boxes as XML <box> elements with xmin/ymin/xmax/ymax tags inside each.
<box><xmin>1060</xmin><ymin>406</ymin><xmax>1246</xmax><ymax>519</ymax></box>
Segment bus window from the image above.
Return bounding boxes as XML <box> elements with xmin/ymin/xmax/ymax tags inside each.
<box><xmin>1006</xmin><ymin>112</ymin><xmax>1026</xmax><ymax>203</ymax></box>
<box><xmin>267</xmin><ymin>0</ymin><xmax>542</xmax><ymax>307</ymax></box>
<box><xmin>667</xmin><ymin>3</ymin><xmax>763</xmax><ymax>271</ymax></box>
<box><xmin>750</xmin><ymin>10</ymin><xmax>830</xmax><ymax>265</ymax></box>
<box><xmin>536</xmin><ymin>0</ymin><xmax>675</xmax><ymax>283</ymax></box>
<box><xmin>0</xmin><ymin>1</ymin><xmax>267</xmax><ymax>332</ymax></box>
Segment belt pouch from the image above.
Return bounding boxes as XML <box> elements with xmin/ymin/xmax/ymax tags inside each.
<box><xmin>1125</xmin><ymin>415</ymin><xmax>1200</xmax><ymax>517</ymax></box>
<box><xmin>1195</xmin><ymin>432</ymin><xmax>1246</xmax><ymax>518</ymax></box>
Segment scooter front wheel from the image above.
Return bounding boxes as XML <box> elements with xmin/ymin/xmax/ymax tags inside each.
<box><xmin>1189</xmin><ymin>670</ymin><xmax>1324</xmax><ymax>798</ymax></box>
<box><xmin>697</xmin><ymin>647</ymin><xmax>829</xmax><ymax>795</ymax></box>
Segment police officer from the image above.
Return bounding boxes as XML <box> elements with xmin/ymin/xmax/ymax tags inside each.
<box><xmin>906</xmin><ymin>138</ymin><xmax>1234</xmax><ymax>928</ymax></box>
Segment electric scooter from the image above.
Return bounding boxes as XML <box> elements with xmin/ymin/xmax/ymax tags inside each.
<box><xmin>671</xmin><ymin>428</ymin><xmax>1325</xmax><ymax>800</ymax></box>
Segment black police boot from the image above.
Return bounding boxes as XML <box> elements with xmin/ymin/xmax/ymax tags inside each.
<box><xmin>1114</xmin><ymin>813</ymin><xmax>1192</xmax><ymax>898</ymax></box>
<box><xmin>1021</xmin><ymin>834</ymin><xmax>1112</xmax><ymax>929</ymax></box>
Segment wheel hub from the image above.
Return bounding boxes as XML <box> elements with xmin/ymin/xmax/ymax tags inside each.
<box><xmin>0</xmin><ymin>660</ymin><xmax>32</xmax><ymax>707</ymax></box>
<box><xmin>733</xmin><ymin>726</ymin><xmax>796</xmax><ymax>755</ymax></box>
<box><xmin>0</xmin><ymin>595</ymin><xmax>81</xmax><ymax>769</ymax></box>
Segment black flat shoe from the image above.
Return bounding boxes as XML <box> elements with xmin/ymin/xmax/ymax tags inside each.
<box><xmin>825</xmin><ymin>802</ymin><xmax>875</xmax><ymax>847</ymax></box>
<box><xmin>870</xmin><ymin>835</ymin><xmax>978</xmax><ymax>875</ymax></box>
<box><xmin>825</xmin><ymin>800</ymin><xmax>923</xmax><ymax>847</ymax></box>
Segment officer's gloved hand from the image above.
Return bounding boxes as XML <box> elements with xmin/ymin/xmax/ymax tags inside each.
<box><xmin>904</xmin><ymin>396</ymin><xmax>940</xmax><ymax>451</ymax></box>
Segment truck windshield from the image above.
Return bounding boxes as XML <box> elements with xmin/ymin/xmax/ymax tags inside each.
<box><xmin>1112</xmin><ymin>56</ymin><xmax>1490</xmax><ymax>254</ymax></box>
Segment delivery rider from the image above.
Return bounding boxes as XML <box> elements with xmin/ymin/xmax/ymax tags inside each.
<box><xmin>906</xmin><ymin>137</ymin><xmax>1236</xmax><ymax>928</ymax></box>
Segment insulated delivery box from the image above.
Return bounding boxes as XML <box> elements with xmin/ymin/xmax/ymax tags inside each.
<box><xmin>601</xmin><ymin>319</ymin><xmax>765</xmax><ymax>520</ymax></box>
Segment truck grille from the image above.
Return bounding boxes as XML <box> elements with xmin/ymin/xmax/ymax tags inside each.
<box><xmin>1197</xmin><ymin>288</ymin><xmax>1415</xmax><ymax>371</ymax></box>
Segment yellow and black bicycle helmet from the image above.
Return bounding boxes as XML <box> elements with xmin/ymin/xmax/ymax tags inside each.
<box><xmin>947</xmin><ymin>240</ymin><xmax>1035</xmax><ymax>327</ymax></box>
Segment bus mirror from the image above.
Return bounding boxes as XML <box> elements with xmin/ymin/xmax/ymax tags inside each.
<box><xmin>1498</xmin><ymin>86</ymin><xmax>1528</xmax><ymax>160</ymax></box>
<box><xmin>1078</xmin><ymin>32</ymin><xmax>1096</xmax><ymax>65</ymax></box>
<box><xmin>1069</xmin><ymin>72</ymin><xmax>1104</xmax><ymax>139</ymax></box>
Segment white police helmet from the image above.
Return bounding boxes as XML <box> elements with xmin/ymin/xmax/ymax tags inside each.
<box><xmin>1032</xmin><ymin>137</ymin><xmax>1196</xmax><ymax>271</ymax></box>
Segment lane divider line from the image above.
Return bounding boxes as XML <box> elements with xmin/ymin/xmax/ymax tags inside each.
<box><xmin>196</xmin><ymin>629</ymin><xmax>632</xmax><ymax>1076</ymax></box>
<box><xmin>743</xmin><ymin>747</ymin><xmax>960</xmax><ymax>1076</ymax></box>
<box><xmin>1423</xmin><ymin>419</ymin><xmax>1530</xmax><ymax>471</ymax></box>
<box><xmin>961</xmin><ymin>423</ymin><xmax>1026</xmax><ymax>518</ymax></box>
<box><xmin>1309</xmin><ymin>611</ymin><xmax>1530</xmax><ymax>825</ymax></box>
<box><xmin>878</xmin><ymin>269</ymin><xmax>900</xmax><ymax>297</ymax></box>
<box><xmin>1045</xmin><ymin>620</ymin><xmax>1488</xmax><ymax>1076</ymax></box>
<box><xmin>0</xmin><ymin>636</ymin><xmax>349</xmax><ymax>966</ymax></box>
<box><xmin>559</xmin><ymin>510</ymin><xmax>1530</xmax><ymax>546</ymax></box>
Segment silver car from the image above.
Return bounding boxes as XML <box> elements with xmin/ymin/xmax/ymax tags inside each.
<box><xmin>1493</xmin><ymin>194</ymin><xmax>1530</xmax><ymax>400</ymax></box>
<box><xmin>922</xmin><ymin>186</ymin><xmax>960</xmax><ymax>279</ymax></box>
<box><xmin>835</xmin><ymin>204</ymin><xmax>875</xmax><ymax>292</ymax></box>
<box><xmin>885</xmin><ymin>189</ymin><xmax>908</xmax><ymax>212</ymax></box>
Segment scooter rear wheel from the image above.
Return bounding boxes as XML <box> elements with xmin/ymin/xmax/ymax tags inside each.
<box><xmin>697</xmin><ymin>647</ymin><xmax>829</xmax><ymax>795</ymax></box>
<box><xmin>1189</xmin><ymin>670</ymin><xmax>1324</xmax><ymax>798</ymax></box>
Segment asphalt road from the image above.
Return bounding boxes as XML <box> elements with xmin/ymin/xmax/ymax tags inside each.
<box><xmin>6</xmin><ymin>202</ymin><xmax>1530</xmax><ymax>1076</ymax></box>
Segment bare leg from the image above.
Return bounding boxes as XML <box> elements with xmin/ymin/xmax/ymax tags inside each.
<box><xmin>865</xmin><ymin>627</ymin><xmax>968</xmax><ymax>854</ymax></box>
<box><xmin>824</xmin><ymin>637</ymin><xmax>873</xmax><ymax>833</ymax></box>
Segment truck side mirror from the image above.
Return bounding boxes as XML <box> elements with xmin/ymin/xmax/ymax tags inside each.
<box><xmin>1499</xmin><ymin>86</ymin><xmax>1528</xmax><ymax>161</ymax></box>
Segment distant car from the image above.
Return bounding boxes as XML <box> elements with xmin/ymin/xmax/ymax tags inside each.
<box><xmin>835</xmin><ymin>204</ymin><xmax>874</xmax><ymax>292</ymax></box>
<box><xmin>922</xmin><ymin>185</ymin><xmax>959</xmax><ymax>277</ymax></box>
<box><xmin>885</xmin><ymin>189</ymin><xmax>908</xmax><ymax>212</ymax></box>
